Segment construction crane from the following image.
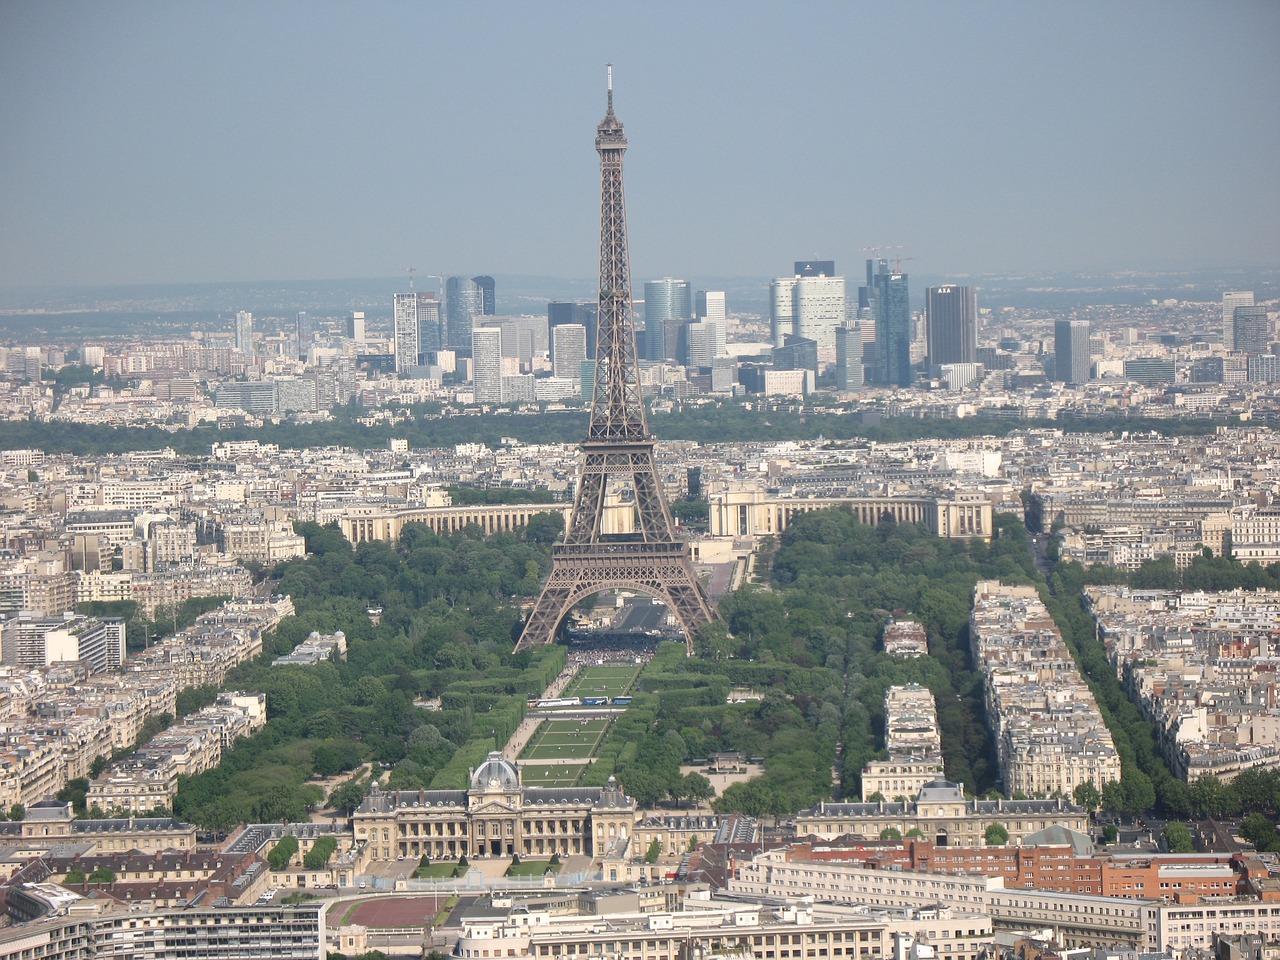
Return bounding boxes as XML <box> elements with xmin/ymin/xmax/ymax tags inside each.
<box><xmin>861</xmin><ymin>245</ymin><xmax>902</xmax><ymax>261</ymax></box>
<box><xmin>890</xmin><ymin>255</ymin><xmax>914</xmax><ymax>273</ymax></box>
<box><xmin>405</xmin><ymin>266</ymin><xmax>417</xmax><ymax>291</ymax></box>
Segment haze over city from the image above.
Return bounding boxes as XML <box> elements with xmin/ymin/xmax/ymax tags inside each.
<box><xmin>2</xmin><ymin>0</ymin><xmax>1277</xmax><ymax>292</ymax></box>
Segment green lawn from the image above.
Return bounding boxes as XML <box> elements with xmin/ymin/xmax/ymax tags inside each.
<box><xmin>505</xmin><ymin>859</ymin><xmax>561</xmax><ymax>877</ymax></box>
<box><xmin>413</xmin><ymin>862</ymin><xmax>461</xmax><ymax>879</ymax></box>
<box><xmin>520</xmin><ymin>718</ymin><xmax>610</xmax><ymax>761</ymax></box>
<box><xmin>561</xmin><ymin>663</ymin><xmax>641</xmax><ymax>699</ymax></box>
<box><xmin>519</xmin><ymin>762</ymin><xmax>588</xmax><ymax>787</ymax></box>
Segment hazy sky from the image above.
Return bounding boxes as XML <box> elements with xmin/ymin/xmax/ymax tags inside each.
<box><xmin>1</xmin><ymin>1</ymin><xmax>1277</xmax><ymax>290</ymax></box>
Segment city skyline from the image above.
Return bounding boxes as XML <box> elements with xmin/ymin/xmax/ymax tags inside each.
<box><xmin>1</xmin><ymin>1</ymin><xmax>1277</xmax><ymax>292</ymax></box>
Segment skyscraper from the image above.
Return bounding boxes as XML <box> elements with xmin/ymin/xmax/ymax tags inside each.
<box><xmin>417</xmin><ymin>295</ymin><xmax>442</xmax><ymax>354</ymax></box>
<box><xmin>393</xmin><ymin>293</ymin><xmax>421</xmax><ymax>373</ymax></box>
<box><xmin>549</xmin><ymin>301</ymin><xmax>599</xmax><ymax>363</ymax></box>
<box><xmin>393</xmin><ymin>292</ymin><xmax>440</xmax><ymax>372</ymax></box>
<box><xmin>643</xmin><ymin>278</ymin><xmax>691</xmax><ymax>361</ymax></box>
<box><xmin>347</xmin><ymin>311</ymin><xmax>366</xmax><ymax>342</ymax></box>
<box><xmin>690</xmin><ymin>291</ymin><xmax>727</xmax><ymax>368</ymax></box>
<box><xmin>925</xmin><ymin>285</ymin><xmax>978</xmax><ymax>367</ymax></box>
<box><xmin>874</xmin><ymin>272</ymin><xmax>912</xmax><ymax>386</ymax></box>
<box><xmin>1233</xmin><ymin>304</ymin><xmax>1270</xmax><ymax>355</ymax></box>
<box><xmin>1222</xmin><ymin>291</ymin><xmax>1254</xmax><ymax>351</ymax></box>
<box><xmin>471</xmin><ymin>327</ymin><xmax>503</xmax><ymax>402</ymax></box>
<box><xmin>792</xmin><ymin>274</ymin><xmax>846</xmax><ymax>363</ymax></box>
<box><xmin>235</xmin><ymin>311</ymin><xmax>254</xmax><ymax>357</ymax></box>
<box><xmin>551</xmin><ymin>323</ymin><xmax>587</xmax><ymax>381</ymax></box>
<box><xmin>445</xmin><ymin>276</ymin><xmax>483</xmax><ymax>351</ymax></box>
<box><xmin>294</xmin><ymin>311</ymin><xmax>312</xmax><ymax>360</ymax></box>
<box><xmin>835</xmin><ymin>322</ymin><xmax>864</xmax><ymax>391</ymax></box>
<box><xmin>858</xmin><ymin>258</ymin><xmax>886</xmax><ymax>320</ymax></box>
<box><xmin>1054</xmin><ymin>319</ymin><xmax>1092</xmax><ymax>384</ymax></box>
<box><xmin>770</xmin><ymin>264</ymin><xmax>844</xmax><ymax>363</ymax></box>
<box><xmin>685</xmin><ymin>320</ymin><xmax>723</xmax><ymax>368</ymax></box>
<box><xmin>770</xmin><ymin>278</ymin><xmax>797</xmax><ymax>347</ymax></box>
<box><xmin>695</xmin><ymin>290</ymin><xmax>726</xmax><ymax>324</ymax></box>
<box><xmin>472</xmin><ymin>276</ymin><xmax>497</xmax><ymax>316</ymax></box>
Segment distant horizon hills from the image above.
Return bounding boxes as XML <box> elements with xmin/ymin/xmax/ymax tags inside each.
<box><xmin>0</xmin><ymin>267</ymin><xmax>1276</xmax><ymax>334</ymax></box>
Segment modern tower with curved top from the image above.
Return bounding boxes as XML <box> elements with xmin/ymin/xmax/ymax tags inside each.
<box><xmin>514</xmin><ymin>68</ymin><xmax>716</xmax><ymax>655</ymax></box>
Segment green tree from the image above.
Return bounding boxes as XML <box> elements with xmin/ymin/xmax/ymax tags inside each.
<box><xmin>87</xmin><ymin>866</ymin><xmax>116</xmax><ymax>883</ymax></box>
<box><xmin>644</xmin><ymin>839</ymin><xmax>661</xmax><ymax>863</ymax></box>
<box><xmin>1241</xmin><ymin>813</ymin><xmax>1280</xmax><ymax>853</ymax></box>
<box><xmin>268</xmin><ymin>834</ymin><xmax>299</xmax><ymax>871</ymax></box>
<box><xmin>1101</xmin><ymin>779</ymin><xmax>1126</xmax><ymax>815</ymax></box>
<box><xmin>880</xmin><ymin>827</ymin><xmax>902</xmax><ymax>840</ymax></box>
<box><xmin>681</xmin><ymin>772</ymin><xmax>715</xmax><ymax>806</ymax></box>
<box><xmin>1073</xmin><ymin>781</ymin><xmax>1101</xmax><ymax>813</ymax></box>
<box><xmin>65</xmin><ymin>868</ymin><xmax>86</xmax><ymax>884</ymax></box>
<box><xmin>523</xmin><ymin>511</ymin><xmax>565</xmax><ymax>545</ymax></box>
<box><xmin>984</xmin><ymin>823</ymin><xmax>1009</xmax><ymax>846</ymax></box>
<box><xmin>329</xmin><ymin>780</ymin><xmax>370</xmax><ymax>817</ymax></box>
<box><xmin>1189</xmin><ymin>776</ymin><xmax>1234</xmax><ymax>818</ymax></box>
<box><xmin>1122</xmin><ymin>770</ymin><xmax>1156</xmax><ymax>816</ymax></box>
<box><xmin>1102</xmin><ymin>824</ymin><xmax>1118</xmax><ymax>844</ymax></box>
<box><xmin>1163</xmin><ymin>822</ymin><xmax>1194</xmax><ymax>853</ymax></box>
<box><xmin>303</xmin><ymin>836</ymin><xmax>338</xmax><ymax>869</ymax></box>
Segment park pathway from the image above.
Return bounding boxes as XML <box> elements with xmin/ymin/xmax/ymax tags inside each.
<box><xmin>500</xmin><ymin>661</ymin><xmax>581</xmax><ymax>761</ymax></box>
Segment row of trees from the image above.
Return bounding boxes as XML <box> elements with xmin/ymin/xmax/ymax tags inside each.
<box><xmin>1071</xmin><ymin>551</ymin><xmax>1280</xmax><ymax>594</ymax></box>
<box><xmin>1</xmin><ymin>407</ymin><xmax>1224</xmax><ymax>460</ymax></box>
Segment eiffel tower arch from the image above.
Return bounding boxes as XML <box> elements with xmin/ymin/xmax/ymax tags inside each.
<box><xmin>515</xmin><ymin>68</ymin><xmax>716</xmax><ymax>655</ymax></box>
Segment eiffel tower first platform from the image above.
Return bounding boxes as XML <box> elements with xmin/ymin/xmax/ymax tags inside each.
<box><xmin>514</xmin><ymin>68</ymin><xmax>716</xmax><ymax>656</ymax></box>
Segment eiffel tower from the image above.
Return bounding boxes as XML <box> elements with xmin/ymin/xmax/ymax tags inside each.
<box><xmin>515</xmin><ymin>67</ymin><xmax>716</xmax><ymax>655</ymax></box>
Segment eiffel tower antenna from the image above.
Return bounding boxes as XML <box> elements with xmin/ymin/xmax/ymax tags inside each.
<box><xmin>515</xmin><ymin>68</ymin><xmax>716</xmax><ymax>655</ymax></box>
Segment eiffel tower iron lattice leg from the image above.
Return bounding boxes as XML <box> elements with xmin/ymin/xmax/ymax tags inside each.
<box><xmin>515</xmin><ymin>68</ymin><xmax>716</xmax><ymax>655</ymax></box>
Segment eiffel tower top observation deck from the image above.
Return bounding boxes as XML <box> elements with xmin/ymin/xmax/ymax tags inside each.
<box><xmin>513</xmin><ymin>68</ymin><xmax>716</xmax><ymax>654</ymax></box>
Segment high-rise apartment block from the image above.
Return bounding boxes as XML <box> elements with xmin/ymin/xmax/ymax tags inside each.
<box><xmin>549</xmin><ymin>301</ymin><xmax>599</xmax><ymax>364</ymax></box>
<box><xmin>347</xmin><ymin>311</ymin><xmax>366</xmax><ymax>342</ymax></box>
<box><xmin>393</xmin><ymin>292</ymin><xmax>440</xmax><ymax>373</ymax></box>
<box><xmin>551</xmin><ymin>324</ymin><xmax>587</xmax><ymax>381</ymax></box>
<box><xmin>925</xmin><ymin>285</ymin><xmax>977</xmax><ymax>366</ymax></box>
<box><xmin>1054</xmin><ymin>319</ymin><xmax>1092</xmax><ymax>384</ymax></box>
<box><xmin>1233</xmin><ymin>304</ymin><xmax>1270</xmax><ymax>355</ymax></box>
<box><xmin>1222</xmin><ymin>290</ymin><xmax>1254</xmax><ymax>351</ymax></box>
<box><xmin>471</xmin><ymin>327</ymin><xmax>503</xmax><ymax>403</ymax></box>
<box><xmin>834</xmin><ymin>323</ymin><xmax>864</xmax><ymax>391</ymax></box>
<box><xmin>874</xmin><ymin>272</ymin><xmax>911</xmax><ymax>386</ymax></box>
<box><xmin>1</xmin><ymin>614</ymin><xmax>126</xmax><ymax>673</ymax></box>
<box><xmin>234</xmin><ymin>311</ymin><xmax>254</xmax><ymax>357</ymax></box>
<box><xmin>294</xmin><ymin>311</ymin><xmax>312</xmax><ymax>359</ymax></box>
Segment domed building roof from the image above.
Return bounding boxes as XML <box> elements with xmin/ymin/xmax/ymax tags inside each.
<box><xmin>470</xmin><ymin>752</ymin><xmax>521</xmax><ymax>792</ymax></box>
